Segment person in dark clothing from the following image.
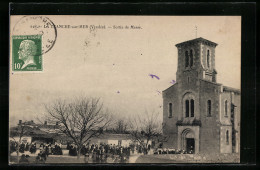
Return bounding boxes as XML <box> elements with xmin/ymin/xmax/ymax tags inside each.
<box><xmin>81</xmin><ymin>145</ymin><xmax>87</xmax><ymax>155</ymax></box>
<box><xmin>120</xmin><ymin>152</ymin><xmax>126</xmax><ymax>163</ymax></box>
<box><xmin>69</xmin><ymin>145</ymin><xmax>76</xmax><ymax>156</ymax></box>
<box><xmin>30</xmin><ymin>143</ymin><xmax>36</xmax><ymax>154</ymax></box>
<box><xmin>127</xmin><ymin>147</ymin><xmax>130</xmax><ymax>159</ymax></box>
<box><xmin>92</xmin><ymin>149</ymin><xmax>97</xmax><ymax>163</ymax></box>
<box><xmin>96</xmin><ymin>148</ymin><xmax>101</xmax><ymax>163</ymax></box>
<box><xmin>68</xmin><ymin>144</ymin><xmax>73</xmax><ymax>156</ymax></box>
<box><xmin>35</xmin><ymin>153</ymin><xmax>45</xmax><ymax>164</ymax></box>
<box><xmin>144</xmin><ymin>147</ymin><xmax>148</xmax><ymax>155</ymax></box>
<box><xmin>19</xmin><ymin>143</ymin><xmax>25</xmax><ymax>153</ymax></box>
<box><xmin>40</xmin><ymin>143</ymin><xmax>44</xmax><ymax>148</ymax></box>
<box><xmin>66</xmin><ymin>142</ymin><xmax>71</xmax><ymax>150</ymax></box>
<box><xmin>130</xmin><ymin>144</ymin><xmax>135</xmax><ymax>154</ymax></box>
<box><xmin>25</xmin><ymin>143</ymin><xmax>29</xmax><ymax>151</ymax></box>
<box><xmin>103</xmin><ymin>152</ymin><xmax>108</xmax><ymax>163</ymax></box>
<box><xmin>19</xmin><ymin>154</ymin><xmax>29</xmax><ymax>164</ymax></box>
<box><xmin>39</xmin><ymin>149</ymin><xmax>47</xmax><ymax>161</ymax></box>
<box><xmin>45</xmin><ymin>145</ymin><xmax>49</xmax><ymax>157</ymax></box>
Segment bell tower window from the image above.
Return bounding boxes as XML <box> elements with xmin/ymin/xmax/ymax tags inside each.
<box><xmin>207</xmin><ymin>100</ymin><xmax>211</xmax><ymax>116</ymax></box>
<box><xmin>207</xmin><ymin>49</ymin><xmax>210</xmax><ymax>68</ymax></box>
<box><xmin>224</xmin><ymin>100</ymin><xmax>228</xmax><ymax>117</ymax></box>
<box><xmin>185</xmin><ymin>51</ymin><xmax>189</xmax><ymax>68</ymax></box>
<box><xmin>190</xmin><ymin>99</ymin><xmax>194</xmax><ymax>117</ymax></box>
<box><xmin>190</xmin><ymin>49</ymin><xmax>193</xmax><ymax>67</ymax></box>
<box><xmin>185</xmin><ymin>100</ymin><xmax>189</xmax><ymax>117</ymax></box>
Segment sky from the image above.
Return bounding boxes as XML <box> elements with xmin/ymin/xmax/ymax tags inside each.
<box><xmin>9</xmin><ymin>16</ymin><xmax>241</xmax><ymax>127</ymax></box>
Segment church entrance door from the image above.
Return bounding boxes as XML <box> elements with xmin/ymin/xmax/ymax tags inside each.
<box><xmin>186</xmin><ymin>138</ymin><xmax>195</xmax><ymax>154</ymax></box>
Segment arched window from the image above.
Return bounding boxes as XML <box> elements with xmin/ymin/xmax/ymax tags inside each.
<box><xmin>207</xmin><ymin>50</ymin><xmax>210</xmax><ymax>68</ymax></box>
<box><xmin>225</xmin><ymin>100</ymin><xmax>228</xmax><ymax>117</ymax></box>
<box><xmin>185</xmin><ymin>51</ymin><xmax>189</xmax><ymax>68</ymax></box>
<box><xmin>190</xmin><ymin>49</ymin><xmax>193</xmax><ymax>67</ymax></box>
<box><xmin>226</xmin><ymin>130</ymin><xmax>229</xmax><ymax>145</ymax></box>
<box><xmin>185</xmin><ymin>100</ymin><xmax>189</xmax><ymax>117</ymax></box>
<box><xmin>190</xmin><ymin>99</ymin><xmax>194</xmax><ymax>117</ymax></box>
<box><xmin>169</xmin><ymin>103</ymin><xmax>172</xmax><ymax>118</ymax></box>
<box><xmin>183</xmin><ymin>93</ymin><xmax>195</xmax><ymax>118</ymax></box>
<box><xmin>207</xmin><ymin>100</ymin><xmax>211</xmax><ymax>116</ymax></box>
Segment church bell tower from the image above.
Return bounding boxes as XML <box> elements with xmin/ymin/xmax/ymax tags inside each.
<box><xmin>175</xmin><ymin>37</ymin><xmax>218</xmax><ymax>84</ymax></box>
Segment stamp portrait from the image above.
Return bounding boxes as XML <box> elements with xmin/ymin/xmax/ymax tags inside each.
<box><xmin>12</xmin><ymin>35</ymin><xmax>42</xmax><ymax>71</ymax></box>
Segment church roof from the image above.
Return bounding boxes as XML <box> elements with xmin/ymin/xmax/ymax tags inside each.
<box><xmin>223</xmin><ymin>86</ymin><xmax>240</xmax><ymax>94</ymax></box>
<box><xmin>162</xmin><ymin>82</ymin><xmax>178</xmax><ymax>93</ymax></box>
<box><xmin>175</xmin><ymin>37</ymin><xmax>218</xmax><ymax>47</ymax></box>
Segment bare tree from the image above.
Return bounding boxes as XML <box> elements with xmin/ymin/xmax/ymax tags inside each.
<box><xmin>44</xmin><ymin>97</ymin><xmax>112</xmax><ymax>159</ymax></box>
<box><xmin>112</xmin><ymin>119</ymin><xmax>129</xmax><ymax>134</ymax></box>
<box><xmin>10</xmin><ymin>121</ymin><xmax>31</xmax><ymax>163</ymax></box>
<box><xmin>128</xmin><ymin>111</ymin><xmax>167</xmax><ymax>153</ymax></box>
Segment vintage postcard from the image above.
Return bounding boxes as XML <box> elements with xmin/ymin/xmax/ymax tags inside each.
<box><xmin>9</xmin><ymin>15</ymin><xmax>241</xmax><ymax>164</ymax></box>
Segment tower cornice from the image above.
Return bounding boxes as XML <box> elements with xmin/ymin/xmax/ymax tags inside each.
<box><xmin>175</xmin><ymin>37</ymin><xmax>218</xmax><ymax>48</ymax></box>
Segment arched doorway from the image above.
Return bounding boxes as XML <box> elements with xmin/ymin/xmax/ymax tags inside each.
<box><xmin>181</xmin><ymin>128</ymin><xmax>195</xmax><ymax>154</ymax></box>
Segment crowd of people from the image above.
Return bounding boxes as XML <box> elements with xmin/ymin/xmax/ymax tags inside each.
<box><xmin>67</xmin><ymin>143</ymin><xmax>151</xmax><ymax>163</ymax></box>
<box><xmin>10</xmin><ymin>141</ymin><xmax>64</xmax><ymax>163</ymax></box>
<box><xmin>10</xmin><ymin>141</ymin><xmax>63</xmax><ymax>155</ymax></box>
<box><xmin>9</xmin><ymin>141</ymin><xmax>32</xmax><ymax>154</ymax></box>
<box><xmin>34</xmin><ymin>142</ymin><xmax>63</xmax><ymax>162</ymax></box>
<box><xmin>10</xmin><ymin>140</ymin><xmax>158</xmax><ymax>163</ymax></box>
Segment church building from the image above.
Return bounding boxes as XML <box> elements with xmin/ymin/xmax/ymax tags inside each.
<box><xmin>162</xmin><ymin>37</ymin><xmax>240</xmax><ymax>154</ymax></box>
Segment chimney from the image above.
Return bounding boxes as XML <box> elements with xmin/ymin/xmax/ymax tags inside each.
<box><xmin>44</xmin><ymin>121</ymin><xmax>47</xmax><ymax>125</ymax></box>
<box><xmin>19</xmin><ymin>120</ymin><xmax>22</xmax><ymax>125</ymax></box>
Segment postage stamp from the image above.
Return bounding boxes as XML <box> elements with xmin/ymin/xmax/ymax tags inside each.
<box><xmin>12</xmin><ymin>35</ymin><xmax>42</xmax><ymax>71</ymax></box>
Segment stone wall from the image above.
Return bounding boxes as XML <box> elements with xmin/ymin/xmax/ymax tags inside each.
<box><xmin>162</xmin><ymin>83</ymin><xmax>179</xmax><ymax>148</ymax></box>
<box><xmin>199</xmin><ymin>80</ymin><xmax>221</xmax><ymax>153</ymax></box>
<box><xmin>201</xmin><ymin>44</ymin><xmax>216</xmax><ymax>72</ymax></box>
<box><xmin>232</xmin><ymin>92</ymin><xmax>241</xmax><ymax>153</ymax></box>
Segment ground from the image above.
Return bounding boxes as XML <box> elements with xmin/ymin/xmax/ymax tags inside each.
<box><xmin>9</xmin><ymin>150</ymin><xmax>142</xmax><ymax>164</ymax></box>
<box><xmin>10</xmin><ymin>154</ymin><xmax>141</xmax><ymax>164</ymax></box>
<box><xmin>10</xmin><ymin>154</ymin><xmax>184</xmax><ymax>164</ymax></box>
<box><xmin>9</xmin><ymin>150</ymin><xmax>240</xmax><ymax>164</ymax></box>
<box><xmin>135</xmin><ymin>155</ymin><xmax>184</xmax><ymax>163</ymax></box>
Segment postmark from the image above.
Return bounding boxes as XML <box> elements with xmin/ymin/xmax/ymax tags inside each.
<box><xmin>12</xmin><ymin>35</ymin><xmax>42</xmax><ymax>71</ymax></box>
<box><xmin>12</xmin><ymin>16</ymin><xmax>57</xmax><ymax>55</ymax></box>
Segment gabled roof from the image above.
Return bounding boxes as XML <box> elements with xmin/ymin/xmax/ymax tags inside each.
<box><xmin>162</xmin><ymin>83</ymin><xmax>178</xmax><ymax>93</ymax></box>
<box><xmin>175</xmin><ymin>37</ymin><xmax>218</xmax><ymax>47</ymax></box>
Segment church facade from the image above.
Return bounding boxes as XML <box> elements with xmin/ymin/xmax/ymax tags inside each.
<box><xmin>162</xmin><ymin>37</ymin><xmax>240</xmax><ymax>154</ymax></box>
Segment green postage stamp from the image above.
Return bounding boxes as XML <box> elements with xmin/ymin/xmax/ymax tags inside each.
<box><xmin>12</xmin><ymin>35</ymin><xmax>42</xmax><ymax>71</ymax></box>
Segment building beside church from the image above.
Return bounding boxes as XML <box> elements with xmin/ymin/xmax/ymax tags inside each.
<box><xmin>162</xmin><ymin>37</ymin><xmax>240</xmax><ymax>154</ymax></box>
